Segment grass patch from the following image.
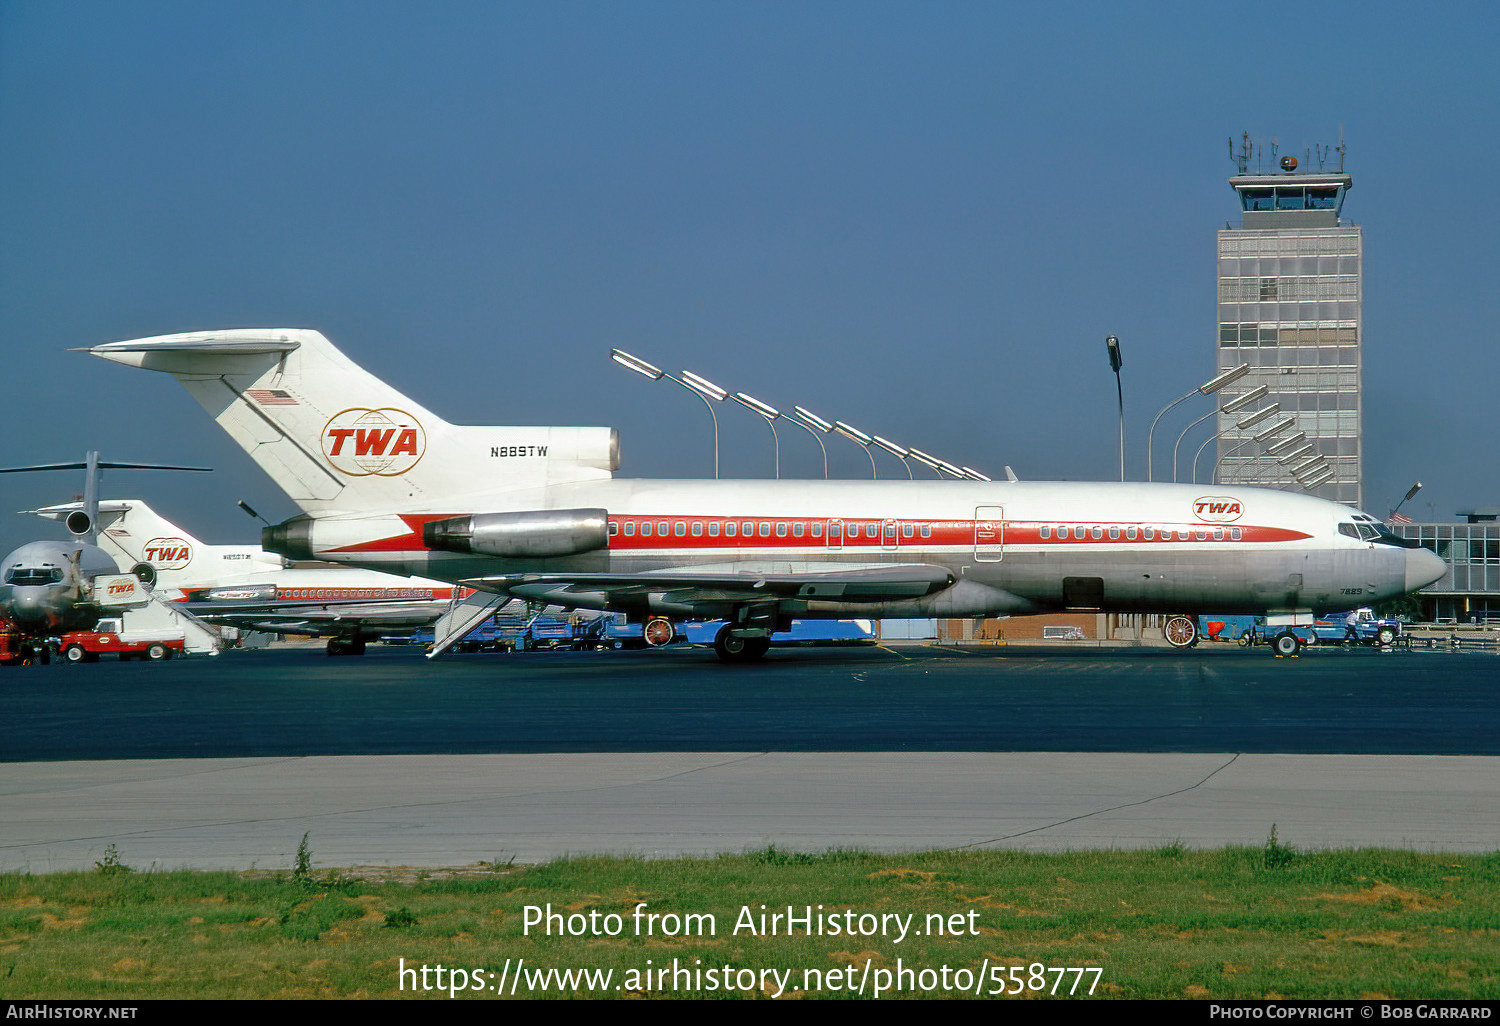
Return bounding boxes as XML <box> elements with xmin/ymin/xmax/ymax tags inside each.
<box><xmin>0</xmin><ymin>847</ymin><xmax>1497</xmax><ymax>999</ymax></box>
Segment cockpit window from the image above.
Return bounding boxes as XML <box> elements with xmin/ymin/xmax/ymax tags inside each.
<box><xmin>1340</xmin><ymin>520</ymin><xmax>1423</xmax><ymax>549</ymax></box>
<box><xmin>4</xmin><ymin>566</ymin><xmax>63</xmax><ymax>585</ymax></box>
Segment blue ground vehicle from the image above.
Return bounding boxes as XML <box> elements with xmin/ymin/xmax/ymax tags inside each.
<box><xmin>1199</xmin><ymin>615</ymin><xmax>1315</xmax><ymax>650</ymax></box>
<box><xmin>1309</xmin><ymin>608</ymin><xmax>1403</xmax><ymax>647</ymax></box>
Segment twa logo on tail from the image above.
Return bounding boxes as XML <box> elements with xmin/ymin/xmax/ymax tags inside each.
<box><xmin>1193</xmin><ymin>497</ymin><xmax>1244</xmax><ymax>523</ymax></box>
<box><xmin>322</xmin><ymin>408</ymin><xmax>426</xmax><ymax>477</ymax></box>
<box><xmin>143</xmin><ymin>537</ymin><xmax>193</xmax><ymax>569</ymax></box>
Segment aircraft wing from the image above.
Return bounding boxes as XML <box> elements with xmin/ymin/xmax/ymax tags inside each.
<box><xmin>183</xmin><ymin>596</ymin><xmax>446</xmax><ymax>636</ymax></box>
<box><xmin>459</xmin><ymin>562</ymin><xmax>955</xmax><ymax>606</ymax></box>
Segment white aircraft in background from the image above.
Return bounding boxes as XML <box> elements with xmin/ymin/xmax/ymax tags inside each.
<box><xmin>1</xmin><ymin>453</ymin><xmax>206</xmax><ymax>663</ymax></box>
<box><xmin>30</xmin><ymin>498</ymin><xmax>465</xmax><ymax>656</ymax></box>
<box><xmin>88</xmin><ymin>329</ymin><xmax>1446</xmax><ymax>661</ymax></box>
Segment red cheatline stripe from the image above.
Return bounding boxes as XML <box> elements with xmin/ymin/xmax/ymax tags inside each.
<box><xmin>329</xmin><ymin>513</ymin><xmax>1310</xmax><ymax>554</ymax></box>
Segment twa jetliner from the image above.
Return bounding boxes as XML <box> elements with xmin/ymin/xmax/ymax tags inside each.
<box><xmin>88</xmin><ymin>329</ymin><xmax>1445</xmax><ymax>661</ymax></box>
<box><xmin>30</xmin><ymin>498</ymin><xmax>463</xmax><ymax>656</ymax></box>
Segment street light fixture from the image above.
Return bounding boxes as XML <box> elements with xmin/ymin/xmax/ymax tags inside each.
<box><xmin>1220</xmin><ymin>385</ymin><xmax>1269</xmax><ymax>415</ymax></box>
<box><xmin>1252</xmin><ymin>415</ymin><xmax>1297</xmax><ymax>444</ymax></box>
<box><xmin>611</xmin><ymin>349</ymin><xmax>725</xmax><ymax>478</ymax></box>
<box><xmin>872</xmin><ymin>435</ymin><xmax>914</xmax><ymax>479</ymax></box>
<box><xmin>732</xmin><ymin>392</ymin><xmax>781</xmax><ymax>479</ymax></box>
<box><xmin>833</xmin><ymin>421</ymin><xmax>878</xmax><ymax>478</ymax></box>
<box><xmin>790</xmin><ymin>406</ymin><xmax>833</xmax><ymax>479</ymax></box>
<box><xmin>907</xmin><ymin>448</ymin><xmax>950</xmax><ymax>478</ymax></box>
<box><xmin>1106</xmin><ymin>335</ymin><xmax>1124</xmax><ymax>482</ymax></box>
<box><xmin>1146</xmin><ymin>363</ymin><xmax>1250</xmax><ymax>481</ymax></box>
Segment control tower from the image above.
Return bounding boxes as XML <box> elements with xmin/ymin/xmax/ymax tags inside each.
<box><xmin>1214</xmin><ymin>137</ymin><xmax>1361</xmax><ymax>507</ymax></box>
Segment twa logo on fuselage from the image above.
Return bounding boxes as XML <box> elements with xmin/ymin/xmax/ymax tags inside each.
<box><xmin>143</xmin><ymin>537</ymin><xmax>193</xmax><ymax>570</ymax></box>
<box><xmin>1193</xmin><ymin>497</ymin><xmax>1244</xmax><ymax>523</ymax></box>
<box><xmin>321</xmin><ymin>408</ymin><xmax>426</xmax><ymax>477</ymax></box>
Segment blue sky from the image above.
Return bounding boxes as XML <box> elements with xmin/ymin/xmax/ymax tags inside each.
<box><xmin>1</xmin><ymin>1</ymin><xmax>1496</xmax><ymax>549</ymax></box>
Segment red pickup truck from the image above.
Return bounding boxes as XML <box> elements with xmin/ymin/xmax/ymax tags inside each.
<box><xmin>58</xmin><ymin>622</ymin><xmax>185</xmax><ymax>662</ymax></box>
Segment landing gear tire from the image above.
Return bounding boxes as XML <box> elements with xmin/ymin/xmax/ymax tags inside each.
<box><xmin>1164</xmin><ymin>615</ymin><xmax>1199</xmax><ymax>649</ymax></box>
<box><xmin>714</xmin><ymin>624</ymin><xmax>770</xmax><ymax>663</ymax></box>
<box><xmin>1271</xmin><ymin>631</ymin><xmax>1302</xmax><ymax>657</ymax></box>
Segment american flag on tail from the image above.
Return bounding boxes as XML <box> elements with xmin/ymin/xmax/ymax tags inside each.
<box><xmin>246</xmin><ymin>389</ymin><xmax>298</xmax><ymax>406</ymax></box>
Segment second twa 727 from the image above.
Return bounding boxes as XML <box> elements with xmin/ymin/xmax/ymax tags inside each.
<box><xmin>87</xmin><ymin>329</ymin><xmax>1445</xmax><ymax>661</ymax></box>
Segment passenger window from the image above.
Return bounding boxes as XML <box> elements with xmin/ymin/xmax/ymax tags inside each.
<box><xmin>884</xmin><ymin>523</ymin><xmax>896</xmax><ymax>538</ymax></box>
<box><xmin>1091</xmin><ymin>526</ymin><xmax>1103</xmax><ymax>540</ymax></box>
<box><xmin>1108</xmin><ymin>526</ymin><xmax>1120</xmax><ymax>540</ymax></box>
<box><xmin>920</xmin><ymin>525</ymin><xmax>931</xmax><ymax>538</ymax></box>
<box><xmin>641</xmin><ymin>522</ymin><xmax>652</xmax><ymax>537</ymax></box>
<box><xmin>1143</xmin><ymin>527</ymin><xmax>1154</xmax><ymax>540</ymax></box>
<box><xmin>902</xmin><ymin>524</ymin><xmax>913</xmax><ymax>538</ymax></box>
<box><xmin>708</xmin><ymin>522</ymin><xmax>720</xmax><ymax>537</ymax></box>
<box><xmin>830</xmin><ymin>522</ymin><xmax>842</xmax><ymax>538</ymax></box>
<box><xmin>674</xmin><ymin>522</ymin><xmax>686</xmax><ymax>537</ymax></box>
<box><xmin>1194</xmin><ymin>530</ymin><xmax>1207</xmax><ymax>541</ymax></box>
<box><xmin>1213</xmin><ymin>528</ymin><xmax>1224</xmax><ymax>541</ymax></box>
<box><xmin>776</xmin><ymin>523</ymin><xmax>787</xmax><ymax>538</ymax></box>
<box><xmin>624</xmin><ymin>522</ymin><xmax>636</xmax><ymax>537</ymax></box>
<box><xmin>812</xmin><ymin>523</ymin><xmax>823</xmax><ymax>537</ymax></box>
<box><xmin>658</xmin><ymin>521</ymin><xmax>669</xmax><ymax>536</ymax></box>
<box><xmin>726</xmin><ymin>522</ymin><xmax>737</xmax><ymax>537</ymax></box>
<box><xmin>1125</xmin><ymin>527</ymin><xmax>1137</xmax><ymax>540</ymax></box>
<box><xmin>866</xmin><ymin>524</ymin><xmax>877</xmax><ymax>538</ymax></box>
<box><xmin>691</xmin><ymin>522</ymin><xmax>702</xmax><ymax>537</ymax></box>
<box><xmin>743</xmin><ymin>522</ymin><xmax>754</xmax><ymax>536</ymax></box>
<box><xmin>759</xmin><ymin>522</ymin><xmax>771</xmax><ymax>537</ymax></box>
<box><xmin>793</xmin><ymin>523</ymin><xmax>804</xmax><ymax>538</ymax></box>
<box><xmin>1040</xmin><ymin>526</ymin><xmax>1051</xmax><ymax>540</ymax></box>
<box><xmin>1231</xmin><ymin>528</ymin><xmax>1242</xmax><ymax>541</ymax></box>
<box><xmin>608</xmin><ymin>521</ymin><xmax>618</xmax><ymax>536</ymax></box>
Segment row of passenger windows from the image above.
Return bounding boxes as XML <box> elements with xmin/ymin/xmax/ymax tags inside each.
<box><xmin>608</xmin><ymin>519</ymin><xmax>936</xmax><ymax>540</ymax></box>
<box><xmin>1039</xmin><ymin>525</ymin><xmax>1243</xmax><ymax>542</ymax></box>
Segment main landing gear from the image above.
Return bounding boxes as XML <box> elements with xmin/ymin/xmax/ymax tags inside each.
<box><xmin>326</xmin><ymin>638</ymin><xmax>366</xmax><ymax>657</ymax></box>
<box><xmin>714</xmin><ymin>623</ymin><xmax>770</xmax><ymax>663</ymax></box>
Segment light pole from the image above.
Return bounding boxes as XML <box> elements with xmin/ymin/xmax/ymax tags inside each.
<box><xmin>732</xmin><ymin>392</ymin><xmax>781</xmax><ymax>478</ymax></box>
<box><xmin>1106</xmin><ymin>335</ymin><xmax>1124</xmax><ymax>481</ymax></box>
<box><xmin>790</xmin><ymin>406</ymin><xmax>832</xmax><ymax>479</ymax></box>
<box><xmin>1389</xmin><ymin>481</ymin><xmax>1423</xmax><ymax>521</ymax></box>
<box><xmin>610</xmin><ymin>349</ymin><xmax>726</xmax><ymax>479</ymax></box>
<box><xmin>907</xmin><ymin>448</ymin><xmax>950</xmax><ymax>479</ymax></box>
<box><xmin>1172</xmin><ymin>409</ymin><xmax>1218</xmax><ymax>483</ymax></box>
<box><xmin>1146</xmin><ymin>363</ymin><xmax>1250</xmax><ymax>482</ymax></box>
<box><xmin>872</xmin><ymin>435</ymin><xmax>914</xmax><ymax>479</ymax></box>
<box><xmin>833</xmin><ymin>421</ymin><xmax>879</xmax><ymax>479</ymax></box>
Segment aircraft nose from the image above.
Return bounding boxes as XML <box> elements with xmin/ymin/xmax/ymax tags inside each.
<box><xmin>1405</xmin><ymin>547</ymin><xmax>1447</xmax><ymax>593</ymax></box>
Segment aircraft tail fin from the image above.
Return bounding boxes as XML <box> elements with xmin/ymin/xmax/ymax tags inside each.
<box><xmin>88</xmin><ymin>330</ymin><xmax>617</xmax><ymax>514</ymax></box>
<box><xmin>30</xmin><ymin>499</ymin><xmax>266</xmax><ymax>590</ymax></box>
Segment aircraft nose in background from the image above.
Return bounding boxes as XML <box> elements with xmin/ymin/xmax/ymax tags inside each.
<box><xmin>1406</xmin><ymin>547</ymin><xmax>1447</xmax><ymax>593</ymax></box>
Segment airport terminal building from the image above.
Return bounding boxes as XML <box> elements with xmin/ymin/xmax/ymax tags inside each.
<box><xmin>1397</xmin><ymin>509</ymin><xmax>1500</xmax><ymax>623</ymax></box>
<box><xmin>1215</xmin><ymin>163</ymin><xmax>1361</xmax><ymax>508</ymax></box>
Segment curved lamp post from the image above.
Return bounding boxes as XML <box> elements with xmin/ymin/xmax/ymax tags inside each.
<box><xmin>732</xmin><ymin>392</ymin><xmax>781</xmax><ymax>479</ymax></box>
<box><xmin>1146</xmin><ymin>363</ymin><xmax>1250</xmax><ymax>481</ymax></box>
<box><xmin>611</xmin><ymin>349</ymin><xmax>726</xmax><ymax>479</ymax></box>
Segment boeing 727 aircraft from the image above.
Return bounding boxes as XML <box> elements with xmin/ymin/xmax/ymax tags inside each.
<box><xmin>31</xmin><ymin>499</ymin><xmax>465</xmax><ymax>655</ymax></box>
<box><xmin>88</xmin><ymin>329</ymin><xmax>1446</xmax><ymax>661</ymax></box>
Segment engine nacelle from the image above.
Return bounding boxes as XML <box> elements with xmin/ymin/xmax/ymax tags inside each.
<box><xmin>423</xmin><ymin>508</ymin><xmax>609</xmax><ymax>559</ymax></box>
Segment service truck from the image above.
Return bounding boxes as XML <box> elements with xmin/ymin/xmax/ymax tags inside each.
<box><xmin>57</xmin><ymin>617</ymin><xmax>186</xmax><ymax>662</ymax></box>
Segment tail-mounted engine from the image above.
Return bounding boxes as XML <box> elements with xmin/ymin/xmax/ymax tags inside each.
<box><xmin>423</xmin><ymin>508</ymin><xmax>609</xmax><ymax>559</ymax></box>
